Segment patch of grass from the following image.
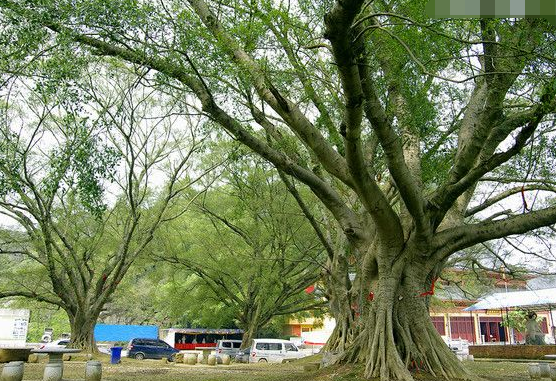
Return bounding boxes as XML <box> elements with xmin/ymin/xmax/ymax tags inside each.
<box><xmin>308</xmin><ymin>360</ymin><xmax>532</xmax><ymax>381</ymax></box>
<box><xmin>467</xmin><ymin>361</ymin><xmax>530</xmax><ymax>381</ymax></box>
<box><xmin>17</xmin><ymin>358</ymin><xmax>533</xmax><ymax>380</ymax></box>
<box><xmin>315</xmin><ymin>364</ymin><xmax>367</xmax><ymax>381</ymax></box>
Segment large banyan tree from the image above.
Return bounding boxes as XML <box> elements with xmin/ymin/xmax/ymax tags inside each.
<box><xmin>1</xmin><ymin>0</ymin><xmax>556</xmax><ymax>379</ymax></box>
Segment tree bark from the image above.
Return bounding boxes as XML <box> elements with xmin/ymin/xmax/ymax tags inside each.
<box><xmin>335</xmin><ymin>252</ymin><xmax>475</xmax><ymax>381</ymax></box>
<box><xmin>323</xmin><ymin>250</ymin><xmax>357</xmax><ymax>353</ymax></box>
<box><xmin>240</xmin><ymin>326</ymin><xmax>259</xmax><ymax>350</ymax></box>
<box><xmin>324</xmin><ymin>296</ymin><xmax>357</xmax><ymax>354</ymax></box>
<box><xmin>239</xmin><ymin>301</ymin><xmax>265</xmax><ymax>349</ymax></box>
<box><xmin>67</xmin><ymin>308</ymin><xmax>100</xmax><ymax>352</ymax></box>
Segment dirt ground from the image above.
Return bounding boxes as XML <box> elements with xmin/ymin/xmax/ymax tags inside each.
<box><xmin>21</xmin><ymin>360</ymin><xmax>306</xmax><ymax>381</ymax></box>
<box><xmin>17</xmin><ymin>356</ymin><xmax>536</xmax><ymax>381</ymax></box>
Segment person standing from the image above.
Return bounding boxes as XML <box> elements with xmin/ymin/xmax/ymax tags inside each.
<box><xmin>525</xmin><ymin>312</ymin><xmax>545</xmax><ymax>345</ymax></box>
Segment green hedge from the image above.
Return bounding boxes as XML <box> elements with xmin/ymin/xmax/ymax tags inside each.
<box><xmin>469</xmin><ymin>345</ymin><xmax>556</xmax><ymax>359</ymax></box>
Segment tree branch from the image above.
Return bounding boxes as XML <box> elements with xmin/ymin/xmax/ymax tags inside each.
<box><xmin>465</xmin><ymin>185</ymin><xmax>556</xmax><ymax>217</ymax></box>
<box><xmin>324</xmin><ymin>0</ymin><xmax>404</xmax><ymax>240</ymax></box>
<box><xmin>0</xmin><ymin>290</ymin><xmax>64</xmax><ymax>308</ymax></box>
<box><xmin>187</xmin><ymin>0</ymin><xmax>353</xmax><ymax>188</ymax></box>
<box><xmin>431</xmin><ymin>106</ymin><xmax>548</xmax><ymax>215</ymax></box>
<box><xmin>431</xmin><ymin>205</ymin><xmax>556</xmax><ymax>264</ymax></box>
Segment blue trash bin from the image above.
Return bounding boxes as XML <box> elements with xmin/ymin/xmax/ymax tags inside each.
<box><xmin>110</xmin><ymin>347</ymin><xmax>123</xmax><ymax>364</ymax></box>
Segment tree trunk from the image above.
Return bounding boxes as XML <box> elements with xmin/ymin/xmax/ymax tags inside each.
<box><xmin>325</xmin><ymin>305</ymin><xmax>356</xmax><ymax>353</ymax></box>
<box><xmin>338</xmin><ymin>263</ymin><xmax>475</xmax><ymax>381</ymax></box>
<box><xmin>239</xmin><ymin>297</ymin><xmax>267</xmax><ymax>349</ymax></box>
<box><xmin>323</xmin><ymin>252</ymin><xmax>357</xmax><ymax>353</ymax></box>
<box><xmin>67</xmin><ymin>308</ymin><xmax>99</xmax><ymax>353</ymax></box>
<box><xmin>240</xmin><ymin>323</ymin><xmax>259</xmax><ymax>349</ymax></box>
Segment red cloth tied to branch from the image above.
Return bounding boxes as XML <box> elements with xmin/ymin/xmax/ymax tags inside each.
<box><xmin>419</xmin><ymin>277</ymin><xmax>438</xmax><ymax>297</ymax></box>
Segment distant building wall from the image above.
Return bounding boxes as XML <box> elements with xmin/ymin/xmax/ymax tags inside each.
<box><xmin>429</xmin><ymin>310</ymin><xmax>553</xmax><ymax>344</ymax></box>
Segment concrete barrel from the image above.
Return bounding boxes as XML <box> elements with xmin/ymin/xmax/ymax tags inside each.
<box><xmin>174</xmin><ymin>353</ymin><xmax>184</xmax><ymax>363</ymax></box>
<box><xmin>549</xmin><ymin>366</ymin><xmax>556</xmax><ymax>381</ymax></box>
<box><xmin>528</xmin><ymin>363</ymin><xmax>541</xmax><ymax>379</ymax></box>
<box><xmin>85</xmin><ymin>360</ymin><xmax>102</xmax><ymax>381</ymax></box>
<box><xmin>197</xmin><ymin>353</ymin><xmax>204</xmax><ymax>364</ymax></box>
<box><xmin>1</xmin><ymin>361</ymin><xmax>24</xmax><ymax>381</ymax></box>
<box><xmin>221</xmin><ymin>354</ymin><xmax>231</xmax><ymax>365</ymax></box>
<box><xmin>207</xmin><ymin>355</ymin><xmax>216</xmax><ymax>366</ymax></box>
<box><xmin>185</xmin><ymin>353</ymin><xmax>197</xmax><ymax>365</ymax></box>
<box><xmin>539</xmin><ymin>363</ymin><xmax>551</xmax><ymax>378</ymax></box>
<box><xmin>43</xmin><ymin>362</ymin><xmax>63</xmax><ymax>381</ymax></box>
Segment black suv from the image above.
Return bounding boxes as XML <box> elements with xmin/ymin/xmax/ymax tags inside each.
<box><xmin>127</xmin><ymin>338</ymin><xmax>179</xmax><ymax>361</ymax></box>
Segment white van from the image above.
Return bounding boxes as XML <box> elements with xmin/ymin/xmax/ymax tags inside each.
<box><xmin>249</xmin><ymin>338</ymin><xmax>305</xmax><ymax>363</ymax></box>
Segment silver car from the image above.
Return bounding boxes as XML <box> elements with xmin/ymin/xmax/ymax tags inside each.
<box><xmin>214</xmin><ymin>339</ymin><xmax>243</xmax><ymax>361</ymax></box>
<box><xmin>234</xmin><ymin>348</ymin><xmax>251</xmax><ymax>363</ymax></box>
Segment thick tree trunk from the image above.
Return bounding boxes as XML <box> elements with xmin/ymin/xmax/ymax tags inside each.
<box><xmin>67</xmin><ymin>308</ymin><xmax>99</xmax><ymax>352</ymax></box>
<box><xmin>240</xmin><ymin>324</ymin><xmax>260</xmax><ymax>349</ymax></box>
<box><xmin>337</xmin><ymin>263</ymin><xmax>475</xmax><ymax>381</ymax></box>
<box><xmin>323</xmin><ymin>252</ymin><xmax>357</xmax><ymax>353</ymax></box>
<box><xmin>239</xmin><ymin>309</ymin><xmax>264</xmax><ymax>349</ymax></box>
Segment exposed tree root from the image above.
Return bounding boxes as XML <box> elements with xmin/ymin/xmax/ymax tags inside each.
<box><xmin>326</xmin><ymin>274</ymin><xmax>478</xmax><ymax>381</ymax></box>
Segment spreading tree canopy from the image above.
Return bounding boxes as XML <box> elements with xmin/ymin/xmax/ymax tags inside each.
<box><xmin>0</xmin><ymin>63</ymin><xmax>208</xmax><ymax>350</ymax></box>
<box><xmin>1</xmin><ymin>0</ymin><xmax>556</xmax><ymax>379</ymax></box>
<box><xmin>156</xmin><ymin>154</ymin><xmax>327</xmax><ymax>346</ymax></box>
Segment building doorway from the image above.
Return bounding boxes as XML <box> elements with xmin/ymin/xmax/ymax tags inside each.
<box><xmin>479</xmin><ymin>317</ymin><xmax>506</xmax><ymax>342</ymax></box>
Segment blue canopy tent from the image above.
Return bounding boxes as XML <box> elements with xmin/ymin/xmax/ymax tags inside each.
<box><xmin>94</xmin><ymin>324</ymin><xmax>159</xmax><ymax>342</ymax></box>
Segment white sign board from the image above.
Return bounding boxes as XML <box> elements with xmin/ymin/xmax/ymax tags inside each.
<box><xmin>0</xmin><ymin>309</ymin><xmax>30</xmax><ymax>348</ymax></box>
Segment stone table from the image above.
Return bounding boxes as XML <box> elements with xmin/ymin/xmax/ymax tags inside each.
<box><xmin>0</xmin><ymin>347</ymin><xmax>33</xmax><ymax>362</ymax></box>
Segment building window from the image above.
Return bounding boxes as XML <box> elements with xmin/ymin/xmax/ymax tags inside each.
<box><xmin>450</xmin><ymin>316</ymin><xmax>475</xmax><ymax>342</ymax></box>
<box><xmin>431</xmin><ymin>316</ymin><xmax>446</xmax><ymax>335</ymax></box>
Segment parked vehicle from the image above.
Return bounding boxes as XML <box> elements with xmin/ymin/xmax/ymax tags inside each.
<box><xmin>214</xmin><ymin>339</ymin><xmax>242</xmax><ymax>360</ymax></box>
<box><xmin>38</xmin><ymin>339</ymin><xmax>70</xmax><ymax>349</ymax></box>
<box><xmin>249</xmin><ymin>339</ymin><xmax>305</xmax><ymax>363</ymax></box>
<box><xmin>127</xmin><ymin>338</ymin><xmax>179</xmax><ymax>361</ymax></box>
<box><xmin>234</xmin><ymin>347</ymin><xmax>251</xmax><ymax>363</ymax></box>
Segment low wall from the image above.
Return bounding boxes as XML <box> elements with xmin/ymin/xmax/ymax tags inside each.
<box><xmin>469</xmin><ymin>345</ymin><xmax>556</xmax><ymax>359</ymax></box>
